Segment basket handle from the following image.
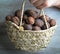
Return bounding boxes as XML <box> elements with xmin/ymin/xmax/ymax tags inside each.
<box><xmin>40</xmin><ymin>9</ymin><xmax>49</xmax><ymax>29</ymax></box>
<box><xmin>20</xmin><ymin>0</ymin><xmax>26</xmax><ymax>27</ymax></box>
<box><xmin>17</xmin><ymin>0</ymin><xmax>26</xmax><ymax>31</ymax></box>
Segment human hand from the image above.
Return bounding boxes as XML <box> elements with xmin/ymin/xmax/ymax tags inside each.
<box><xmin>29</xmin><ymin>0</ymin><xmax>57</xmax><ymax>9</ymax></box>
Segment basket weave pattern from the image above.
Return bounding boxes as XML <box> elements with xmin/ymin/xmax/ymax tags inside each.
<box><xmin>6</xmin><ymin>21</ymin><xmax>56</xmax><ymax>52</ymax></box>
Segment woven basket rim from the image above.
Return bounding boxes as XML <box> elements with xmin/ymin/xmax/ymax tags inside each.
<box><xmin>7</xmin><ymin>21</ymin><xmax>57</xmax><ymax>32</ymax></box>
<box><xmin>21</xmin><ymin>25</ymin><xmax>57</xmax><ymax>32</ymax></box>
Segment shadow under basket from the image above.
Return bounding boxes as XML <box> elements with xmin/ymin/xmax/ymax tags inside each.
<box><xmin>6</xmin><ymin>21</ymin><xmax>57</xmax><ymax>52</ymax></box>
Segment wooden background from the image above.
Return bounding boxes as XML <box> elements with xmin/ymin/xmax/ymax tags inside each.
<box><xmin>0</xmin><ymin>0</ymin><xmax>60</xmax><ymax>54</ymax></box>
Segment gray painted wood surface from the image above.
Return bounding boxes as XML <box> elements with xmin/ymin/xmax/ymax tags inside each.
<box><xmin>0</xmin><ymin>0</ymin><xmax>60</xmax><ymax>54</ymax></box>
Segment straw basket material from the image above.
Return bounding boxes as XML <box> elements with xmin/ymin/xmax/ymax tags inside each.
<box><xmin>6</xmin><ymin>21</ymin><xmax>57</xmax><ymax>52</ymax></box>
<box><xmin>5</xmin><ymin>0</ymin><xmax>57</xmax><ymax>52</ymax></box>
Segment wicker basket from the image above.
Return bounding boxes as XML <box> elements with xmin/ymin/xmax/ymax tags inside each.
<box><xmin>6</xmin><ymin>0</ymin><xmax>57</xmax><ymax>52</ymax></box>
<box><xmin>6</xmin><ymin>21</ymin><xmax>57</xmax><ymax>52</ymax></box>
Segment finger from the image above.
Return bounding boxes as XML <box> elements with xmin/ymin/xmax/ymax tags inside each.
<box><xmin>41</xmin><ymin>1</ymin><xmax>48</xmax><ymax>8</ymax></box>
<box><xmin>36</xmin><ymin>1</ymin><xmax>48</xmax><ymax>9</ymax></box>
<box><xmin>33</xmin><ymin>0</ymin><xmax>43</xmax><ymax>7</ymax></box>
<box><xmin>29</xmin><ymin>0</ymin><xmax>37</xmax><ymax>4</ymax></box>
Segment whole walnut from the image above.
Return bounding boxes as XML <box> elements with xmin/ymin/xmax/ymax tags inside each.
<box><xmin>24</xmin><ymin>24</ymin><xmax>32</xmax><ymax>30</ymax></box>
<box><xmin>35</xmin><ymin>19</ymin><xmax>44</xmax><ymax>27</ymax></box>
<box><xmin>12</xmin><ymin>16</ymin><xmax>20</xmax><ymax>26</ymax></box>
<box><xmin>45</xmin><ymin>15</ymin><xmax>51</xmax><ymax>22</ymax></box>
<box><xmin>49</xmin><ymin>19</ymin><xmax>56</xmax><ymax>27</ymax></box>
<box><xmin>32</xmin><ymin>26</ymin><xmax>41</xmax><ymax>31</ymax></box>
<box><xmin>5</xmin><ymin>15</ymin><xmax>13</xmax><ymax>21</ymax></box>
<box><xmin>15</xmin><ymin>9</ymin><xmax>22</xmax><ymax>18</ymax></box>
<box><xmin>26</xmin><ymin>17</ymin><xmax>35</xmax><ymax>25</ymax></box>
<box><xmin>39</xmin><ymin>15</ymin><xmax>51</xmax><ymax>22</ymax></box>
<box><xmin>41</xmin><ymin>22</ymin><xmax>50</xmax><ymax>30</ymax></box>
<box><xmin>24</xmin><ymin>9</ymin><xmax>38</xmax><ymax>18</ymax></box>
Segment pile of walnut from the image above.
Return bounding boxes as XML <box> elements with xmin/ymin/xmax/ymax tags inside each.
<box><xmin>5</xmin><ymin>9</ymin><xmax>56</xmax><ymax>31</ymax></box>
